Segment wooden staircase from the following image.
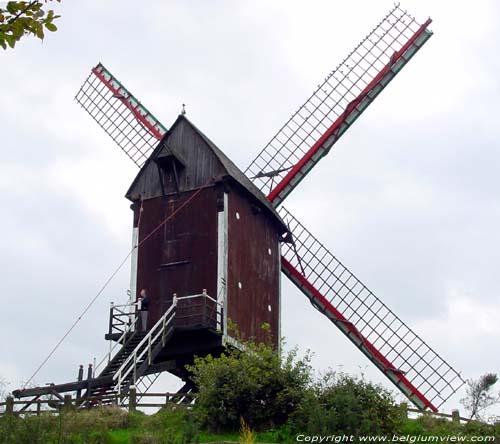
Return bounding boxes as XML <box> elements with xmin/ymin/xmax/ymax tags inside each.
<box><xmin>12</xmin><ymin>293</ymin><xmax>222</xmax><ymax>410</ymax></box>
<box><xmin>81</xmin><ymin>304</ymin><xmax>177</xmax><ymax>405</ymax></box>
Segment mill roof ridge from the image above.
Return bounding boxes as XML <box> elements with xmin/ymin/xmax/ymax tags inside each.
<box><xmin>126</xmin><ymin>114</ymin><xmax>289</xmax><ymax>235</ymax></box>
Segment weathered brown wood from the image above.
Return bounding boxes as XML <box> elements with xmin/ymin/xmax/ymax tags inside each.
<box><xmin>63</xmin><ymin>394</ymin><xmax>73</xmax><ymax>411</ymax></box>
<box><xmin>129</xmin><ymin>387</ymin><xmax>137</xmax><ymax>411</ymax></box>
<box><xmin>19</xmin><ymin>395</ymin><xmax>41</xmax><ymax>412</ymax></box>
<box><xmin>226</xmin><ymin>186</ymin><xmax>281</xmax><ymax>345</ymax></box>
<box><xmin>13</xmin><ymin>375</ymin><xmax>113</xmax><ymax>399</ymax></box>
<box><xmin>76</xmin><ymin>364</ymin><xmax>84</xmax><ymax>399</ymax></box>
<box><xmin>126</xmin><ymin>116</ymin><xmax>287</xmax><ymax>231</ymax></box>
<box><xmin>5</xmin><ymin>396</ymin><xmax>14</xmax><ymax>414</ymax></box>
<box><xmin>407</xmin><ymin>407</ymin><xmax>469</xmax><ymax>423</ymax></box>
<box><xmin>125</xmin><ymin>118</ymin><xmax>289</xmax><ymax>380</ymax></box>
<box><xmin>135</xmin><ymin>189</ymin><xmax>219</xmax><ymax>330</ymax></box>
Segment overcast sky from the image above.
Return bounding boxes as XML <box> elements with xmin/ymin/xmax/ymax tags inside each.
<box><xmin>1</xmin><ymin>0</ymin><xmax>499</xmax><ymax>414</ymax></box>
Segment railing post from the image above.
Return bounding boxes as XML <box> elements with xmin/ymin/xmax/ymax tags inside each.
<box><xmin>202</xmin><ymin>289</ymin><xmax>207</xmax><ymax>325</ymax></box>
<box><xmin>86</xmin><ymin>363</ymin><xmax>93</xmax><ymax>394</ymax></box>
<box><xmin>129</xmin><ymin>386</ymin><xmax>137</xmax><ymax>412</ymax></box>
<box><xmin>148</xmin><ymin>335</ymin><xmax>152</xmax><ymax>365</ymax></box>
<box><xmin>162</xmin><ymin>315</ymin><xmax>167</xmax><ymax>346</ymax></box>
<box><xmin>5</xmin><ymin>396</ymin><xmax>14</xmax><ymax>415</ymax></box>
<box><xmin>36</xmin><ymin>399</ymin><xmax>41</xmax><ymax>416</ymax></box>
<box><xmin>109</xmin><ymin>302</ymin><xmax>114</xmax><ymax>336</ymax></box>
<box><xmin>133</xmin><ymin>354</ymin><xmax>137</xmax><ymax>383</ymax></box>
<box><xmin>451</xmin><ymin>409</ymin><xmax>460</xmax><ymax>423</ymax></box>
<box><xmin>76</xmin><ymin>364</ymin><xmax>84</xmax><ymax>399</ymax></box>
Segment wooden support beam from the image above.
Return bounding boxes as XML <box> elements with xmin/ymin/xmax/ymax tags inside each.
<box><xmin>12</xmin><ymin>376</ymin><xmax>113</xmax><ymax>399</ymax></box>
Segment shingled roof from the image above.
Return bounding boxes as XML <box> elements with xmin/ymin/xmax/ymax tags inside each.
<box><xmin>126</xmin><ymin>114</ymin><xmax>288</xmax><ymax>235</ymax></box>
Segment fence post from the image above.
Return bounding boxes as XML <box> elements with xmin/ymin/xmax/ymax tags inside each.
<box><xmin>5</xmin><ymin>396</ymin><xmax>14</xmax><ymax>415</ymax></box>
<box><xmin>63</xmin><ymin>394</ymin><xmax>73</xmax><ymax>411</ymax></box>
<box><xmin>451</xmin><ymin>409</ymin><xmax>460</xmax><ymax>423</ymax></box>
<box><xmin>129</xmin><ymin>386</ymin><xmax>137</xmax><ymax>412</ymax></box>
<box><xmin>400</xmin><ymin>402</ymin><xmax>408</xmax><ymax>419</ymax></box>
<box><xmin>37</xmin><ymin>399</ymin><xmax>41</xmax><ymax>416</ymax></box>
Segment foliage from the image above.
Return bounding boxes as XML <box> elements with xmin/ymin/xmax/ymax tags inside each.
<box><xmin>0</xmin><ymin>1</ymin><xmax>61</xmax><ymax>50</ymax></box>
<box><xmin>292</xmin><ymin>371</ymin><xmax>402</xmax><ymax>437</ymax></box>
<box><xmin>187</xmin><ymin>339</ymin><xmax>313</xmax><ymax>432</ymax></box>
<box><xmin>461</xmin><ymin>373</ymin><xmax>500</xmax><ymax>421</ymax></box>
<box><xmin>399</xmin><ymin>414</ymin><xmax>500</xmax><ymax>440</ymax></box>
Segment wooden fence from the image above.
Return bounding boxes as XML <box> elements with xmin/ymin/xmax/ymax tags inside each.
<box><xmin>0</xmin><ymin>389</ymin><xmax>193</xmax><ymax>416</ymax></box>
<box><xmin>0</xmin><ymin>393</ymin><xmax>469</xmax><ymax>424</ymax></box>
<box><xmin>402</xmin><ymin>403</ymin><xmax>470</xmax><ymax>424</ymax></box>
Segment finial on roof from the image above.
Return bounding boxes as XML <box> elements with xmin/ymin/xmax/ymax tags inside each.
<box><xmin>181</xmin><ymin>103</ymin><xmax>186</xmax><ymax>115</ymax></box>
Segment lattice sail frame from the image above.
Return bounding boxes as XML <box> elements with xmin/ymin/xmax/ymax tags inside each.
<box><xmin>75</xmin><ymin>63</ymin><xmax>167</xmax><ymax>167</ymax></box>
<box><xmin>279</xmin><ymin>208</ymin><xmax>464</xmax><ymax>410</ymax></box>
<box><xmin>246</xmin><ymin>4</ymin><xmax>432</xmax><ymax>206</ymax></box>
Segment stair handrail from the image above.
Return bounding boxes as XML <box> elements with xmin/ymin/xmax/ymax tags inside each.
<box><xmin>94</xmin><ymin>303</ymin><xmax>138</xmax><ymax>377</ymax></box>
<box><xmin>112</xmin><ymin>292</ymin><xmax>223</xmax><ymax>393</ymax></box>
<box><xmin>113</xmin><ymin>297</ymin><xmax>178</xmax><ymax>392</ymax></box>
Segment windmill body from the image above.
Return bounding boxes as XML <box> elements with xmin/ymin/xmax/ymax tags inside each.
<box><xmin>13</xmin><ymin>4</ymin><xmax>466</xmax><ymax>413</ymax></box>
<box><xmin>125</xmin><ymin>115</ymin><xmax>287</xmax><ymax>367</ymax></box>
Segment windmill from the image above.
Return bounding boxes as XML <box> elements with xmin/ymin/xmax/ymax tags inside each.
<box><xmin>13</xmin><ymin>4</ymin><xmax>464</xmax><ymax>412</ymax></box>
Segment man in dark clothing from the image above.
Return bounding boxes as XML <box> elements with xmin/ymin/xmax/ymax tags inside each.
<box><xmin>138</xmin><ymin>288</ymin><xmax>150</xmax><ymax>332</ymax></box>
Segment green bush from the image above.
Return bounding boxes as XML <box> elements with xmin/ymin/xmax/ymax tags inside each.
<box><xmin>292</xmin><ymin>372</ymin><xmax>402</xmax><ymax>436</ymax></box>
<box><xmin>188</xmin><ymin>340</ymin><xmax>313</xmax><ymax>432</ymax></box>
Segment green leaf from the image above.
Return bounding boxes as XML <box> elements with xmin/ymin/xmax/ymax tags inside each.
<box><xmin>45</xmin><ymin>22</ymin><xmax>57</xmax><ymax>32</ymax></box>
<box><xmin>6</xmin><ymin>2</ymin><xmax>18</xmax><ymax>14</ymax></box>
<box><xmin>4</xmin><ymin>33</ymin><xmax>16</xmax><ymax>48</ymax></box>
<box><xmin>35</xmin><ymin>23</ymin><xmax>44</xmax><ymax>39</ymax></box>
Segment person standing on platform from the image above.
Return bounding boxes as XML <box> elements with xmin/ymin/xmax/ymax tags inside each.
<box><xmin>138</xmin><ymin>288</ymin><xmax>150</xmax><ymax>332</ymax></box>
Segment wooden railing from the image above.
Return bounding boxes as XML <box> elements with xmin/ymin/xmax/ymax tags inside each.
<box><xmin>0</xmin><ymin>388</ymin><xmax>194</xmax><ymax>416</ymax></box>
<box><xmin>402</xmin><ymin>403</ymin><xmax>471</xmax><ymax>424</ymax></box>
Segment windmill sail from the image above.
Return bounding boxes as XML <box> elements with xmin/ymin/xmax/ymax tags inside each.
<box><xmin>75</xmin><ymin>63</ymin><xmax>166</xmax><ymax>167</ymax></box>
<box><xmin>245</xmin><ymin>4</ymin><xmax>432</xmax><ymax>206</ymax></box>
<box><xmin>279</xmin><ymin>207</ymin><xmax>464</xmax><ymax>411</ymax></box>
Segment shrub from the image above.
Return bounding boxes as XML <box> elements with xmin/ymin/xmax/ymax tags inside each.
<box><xmin>188</xmin><ymin>340</ymin><xmax>313</xmax><ymax>432</ymax></box>
<box><xmin>292</xmin><ymin>372</ymin><xmax>402</xmax><ymax>436</ymax></box>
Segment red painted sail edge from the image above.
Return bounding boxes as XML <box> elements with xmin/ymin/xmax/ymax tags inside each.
<box><xmin>268</xmin><ymin>18</ymin><xmax>433</xmax><ymax>204</ymax></box>
<box><xmin>281</xmin><ymin>256</ymin><xmax>438</xmax><ymax>412</ymax></box>
<box><xmin>91</xmin><ymin>65</ymin><xmax>165</xmax><ymax>141</ymax></box>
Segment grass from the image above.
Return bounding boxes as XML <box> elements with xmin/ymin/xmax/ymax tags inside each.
<box><xmin>1</xmin><ymin>406</ymin><xmax>499</xmax><ymax>444</ymax></box>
